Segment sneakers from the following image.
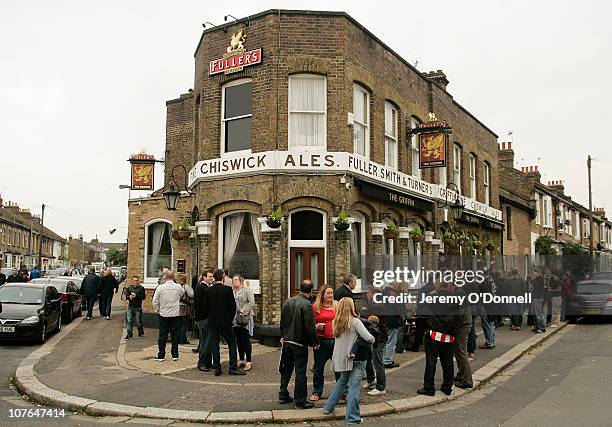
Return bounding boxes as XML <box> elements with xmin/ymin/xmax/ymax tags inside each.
<box><xmin>279</xmin><ymin>396</ymin><xmax>294</xmax><ymax>404</ymax></box>
<box><xmin>367</xmin><ymin>388</ymin><xmax>386</xmax><ymax>396</ymax></box>
<box><xmin>384</xmin><ymin>362</ymin><xmax>399</xmax><ymax>369</ymax></box>
<box><xmin>154</xmin><ymin>358</ymin><xmax>164</xmax><ymax>362</ymax></box>
<box><xmin>551</xmin><ymin>324</ymin><xmax>559</xmax><ymax>328</ymax></box>
<box><xmin>124</xmin><ymin>335</ymin><xmax>132</xmax><ymax>340</ymax></box>
<box><xmin>86</xmin><ymin>317</ymin><xmax>92</xmax><ymax>320</ymax></box>
<box><xmin>478</xmin><ymin>344</ymin><xmax>495</xmax><ymax>349</ymax></box>
<box><xmin>229</xmin><ymin>369</ymin><xmax>246</xmax><ymax>376</ymax></box>
<box><xmin>535</xmin><ymin>329</ymin><xmax>546</xmax><ymax>333</ymax></box>
<box><xmin>362</xmin><ymin>380</ymin><xmax>376</xmax><ymax>389</ymax></box>
<box><xmin>172</xmin><ymin>357</ymin><xmax>179</xmax><ymax>361</ymax></box>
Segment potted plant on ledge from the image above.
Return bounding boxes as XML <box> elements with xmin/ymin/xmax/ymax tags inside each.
<box><xmin>410</xmin><ymin>224</ymin><xmax>424</xmax><ymax>242</ymax></box>
<box><xmin>172</xmin><ymin>217</ymin><xmax>192</xmax><ymax>240</ymax></box>
<box><xmin>470</xmin><ymin>234</ymin><xmax>482</xmax><ymax>250</ymax></box>
<box><xmin>384</xmin><ymin>221</ymin><xmax>399</xmax><ymax>239</ymax></box>
<box><xmin>266</xmin><ymin>207</ymin><xmax>284</xmax><ymax>229</ymax></box>
<box><xmin>334</xmin><ymin>209</ymin><xmax>350</xmax><ymax>232</ymax></box>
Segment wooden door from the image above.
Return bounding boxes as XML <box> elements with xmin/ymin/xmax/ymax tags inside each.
<box><xmin>290</xmin><ymin>248</ymin><xmax>324</xmax><ymax>296</ymax></box>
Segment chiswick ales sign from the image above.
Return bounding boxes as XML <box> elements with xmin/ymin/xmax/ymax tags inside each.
<box><xmin>209</xmin><ymin>30</ymin><xmax>262</xmax><ymax>75</ymax></box>
<box><xmin>188</xmin><ymin>151</ymin><xmax>502</xmax><ymax>221</ymax></box>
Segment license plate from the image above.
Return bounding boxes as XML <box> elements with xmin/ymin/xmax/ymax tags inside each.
<box><xmin>584</xmin><ymin>308</ymin><xmax>601</xmax><ymax>315</ymax></box>
<box><xmin>0</xmin><ymin>326</ymin><xmax>15</xmax><ymax>333</ymax></box>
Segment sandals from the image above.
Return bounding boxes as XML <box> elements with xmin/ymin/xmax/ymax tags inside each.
<box><xmin>310</xmin><ymin>394</ymin><xmax>320</xmax><ymax>402</ymax></box>
<box><xmin>243</xmin><ymin>362</ymin><xmax>252</xmax><ymax>371</ymax></box>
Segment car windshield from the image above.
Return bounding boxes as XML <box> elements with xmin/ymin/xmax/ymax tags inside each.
<box><xmin>0</xmin><ymin>287</ymin><xmax>44</xmax><ymax>304</ymax></box>
<box><xmin>576</xmin><ymin>283</ymin><xmax>611</xmax><ymax>294</ymax></box>
<box><xmin>51</xmin><ymin>282</ymin><xmax>67</xmax><ymax>292</ymax></box>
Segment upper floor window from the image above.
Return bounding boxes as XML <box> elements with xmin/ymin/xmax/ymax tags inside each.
<box><xmin>410</xmin><ymin>117</ymin><xmax>421</xmax><ymax>179</ymax></box>
<box><xmin>534</xmin><ymin>193</ymin><xmax>541</xmax><ymax>224</ymax></box>
<box><xmin>543</xmin><ymin>195</ymin><xmax>552</xmax><ymax>228</ymax></box>
<box><xmin>384</xmin><ymin>102</ymin><xmax>398</xmax><ymax>169</ymax></box>
<box><xmin>221</xmin><ymin>79</ymin><xmax>252</xmax><ymax>154</ymax></box>
<box><xmin>289</xmin><ymin>74</ymin><xmax>326</xmax><ymax>149</ymax></box>
<box><xmin>583</xmin><ymin>219</ymin><xmax>590</xmax><ymax>238</ymax></box>
<box><xmin>353</xmin><ymin>84</ymin><xmax>369</xmax><ymax>157</ymax></box>
<box><xmin>574</xmin><ymin>212</ymin><xmax>580</xmax><ymax>238</ymax></box>
<box><xmin>453</xmin><ymin>144</ymin><xmax>462</xmax><ymax>194</ymax></box>
<box><xmin>468</xmin><ymin>154</ymin><xmax>476</xmax><ymax>199</ymax></box>
<box><xmin>483</xmin><ymin>161</ymin><xmax>491</xmax><ymax>205</ymax></box>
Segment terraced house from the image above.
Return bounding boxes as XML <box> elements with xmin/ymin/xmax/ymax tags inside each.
<box><xmin>127</xmin><ymin>9</ymin><xmax>504</xmax><ymax>326</ymax></box>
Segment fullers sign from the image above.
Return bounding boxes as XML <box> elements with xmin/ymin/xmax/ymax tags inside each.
<box><xmin>209</xmin><ymin>30</ymin><xmax>262</xmax><ymax>75</ymax></box>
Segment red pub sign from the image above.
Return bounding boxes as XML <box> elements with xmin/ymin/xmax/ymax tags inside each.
<box><xmin>209</xmin><ymin>30</ymin><xmax>262</xmax><ymax>75</ymax></box>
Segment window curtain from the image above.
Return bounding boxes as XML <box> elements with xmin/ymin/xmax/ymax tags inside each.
<box><xmin>289</xmin><ymin>76</ymin><xmax>325</xmax><ymax>148</ymax></box>
<box><xmin>149</xmin><ymin>223</ymin><xmax>166</xmax><ymax>277</ymax></box>
<box><xmin>310</xmin><ymin>252</ymin><xmax>319</xmax><ymax>288</ymax></box>
<box><xmin>249</xmin><ymin>213</ymin><xmax>260</xmax><ymax>253</ymax></box>
<box><xmin>223</xmin><ymin>214</ymin><xmax>244</xmax><ymax>269</ymax></box>
<box><xmin>350</xmin><ymin>223</ymin><xmax>361</xmax><ymax>278</ymax></box>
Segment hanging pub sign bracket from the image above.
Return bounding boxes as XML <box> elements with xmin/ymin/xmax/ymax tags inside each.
<box><xmin>406</xmin><ymin>112</ymin><xmax>452</xmax><ymax>169</ymax></box>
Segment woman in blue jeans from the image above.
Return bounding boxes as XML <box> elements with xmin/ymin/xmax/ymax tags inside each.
<box><xmin>323</xmin><ymin>298</ymin><xmax>374</xmax><ymax>425</ymax></box>
<box><xmin>310</xmin><ymin>285</ymin><xmax>337</xmax><ymax>401</ymax></box>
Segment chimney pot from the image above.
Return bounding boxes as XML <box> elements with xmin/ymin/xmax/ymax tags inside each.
<box><xmin>508</xmin><ymin>141</ymin><xmax>512</xmax><ymax>150</ymax></box>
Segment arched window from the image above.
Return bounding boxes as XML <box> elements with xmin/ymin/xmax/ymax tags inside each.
<box><xmin>410</xmin><ymin>117</ymin><xmax>421</xmax><ymax>179</ymax></box>
<box><xmin>145</xmin><ymin>220</ymin><xmax>172</xmax><ymax>280</ymax></box>
<box><xmin>385</xmin><ymin>102</ymin><xmax>398</xmax><ymax>168</ymax></box>
<box><xmin>219</xmin><ymin>212</ymin><xmax>260</xmax><ymax>283</ymax></box>
<box><xmin>289</xmin><ymin>74</ymin><xmax>327</xmax><ymax>149</ymax></box>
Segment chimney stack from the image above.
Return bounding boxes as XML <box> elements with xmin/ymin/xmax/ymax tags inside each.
<box><xmin>594</xmin><ymin>207</ymin><xmax>606</xmax><ymax>218</ymax></box>
<box><xmin>498</xmin><ymin>141</ymin><xmax>515</xmax><ymax>168</ymax></box>
<box><xmin>547</xmin><ymin>179</ymin><xmax>565</xmax><ymax>195</ymax></box>
<box><xmin>520</xmin><ymin>165</ymin><xmax>541</xmax><ymax>183</ymax></box>
<box><xmin>423</xmin><ymin>70</ymin><xmax>449</xmax><ymax>91</ymax></box>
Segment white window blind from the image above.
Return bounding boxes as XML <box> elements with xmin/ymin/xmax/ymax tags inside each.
<box><xmin>353</xmin><ymin>84</ymin><xmax>369</xmax><ymax>157</ymax></box>
<box><xmin>384</xmin><ymin>103</ymin><xmax>398</xmax><ymax>169</ymax></box>
<box><xmin>289</xmin><ymin>74</ymin><xmax>326</xmax><ymax>149</ymax></box>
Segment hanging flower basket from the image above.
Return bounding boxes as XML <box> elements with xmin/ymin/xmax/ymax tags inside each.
<box><xmin>411</xmin><ymin>234</ymin><xmax>424</xmax><ymax>242</ymax></box>
<box><xmin>472</xmin><ymin>241</ymin><xmax>482</xmax><ymax>250</ymax></box>
<box><xmin>335</xmin><ymin>222</ymin><xmax>350</xmax><ymax>232</ymax></box>
<box><xmin>172</xmin><ymin>230</ymin><xmax>191</xmax><ymax>240</ymax></box>
<box><xmin>485</xmin><ymin>242</ymin><xmax>496</xmax><ymax>252</ymax></box>
<box><xmin>266</xmin><ymin>217</ymin><xmax>282</xmax><ymax>229</ymax></box>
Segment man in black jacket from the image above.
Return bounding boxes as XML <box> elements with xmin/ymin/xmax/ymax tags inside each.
<box><xmin>125</xmin><ymin>276</ymin><xmax>146</xmax><ymax>339</ymax></box>
<box><xmin>80</xmin><ymin>268</ymin><xmax>100</xmax><ymax>319</ymax></box>
<box><xmin>201</xmin><ymin>269</ymin><xmax>245</xmax><ymax>376</ymax></box>
<box><xmin>278</xmin><ymin>280</ymin><xmax>317</xmax><ymax>409</ymax></box>
<box><xmin>194</xmin><ymin>268</ymin><xmax>213</xmax><ymax>369</ymax></box>
<box><xmin>408</xmin><ymin>281</ymin><xmax>435</xmax><ymax>352</ymax></box>
<box><xmin>417</xmin><ymin>281</ymin><xmax>461</xmax><ymax>397</ymax></box>
<box><xmin>334</xmin><ymin>274</ymin><xmax>356</xmax><ymax>301</ymax></box>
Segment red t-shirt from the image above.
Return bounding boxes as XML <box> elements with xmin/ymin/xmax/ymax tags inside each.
<box><xmin>313</xmin><ymin>304</ymin><xmax>336</xmax><ymax>339</ymax></box>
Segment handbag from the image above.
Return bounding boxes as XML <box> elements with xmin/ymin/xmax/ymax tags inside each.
<box><xmin>236</xmin><ymin>312</ymin><xmax>250</xmax><ymax>326</ymax></box>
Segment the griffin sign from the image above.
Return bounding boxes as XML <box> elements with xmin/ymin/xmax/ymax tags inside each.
<box><xmin>419</xmin><ymin>131</ymin><xmax>447</xmax><ymax>168</ymax></box>
<box><xmin>209</xmin><ymin>30</ymin><xmax>262</xmax><ymax>75</ymax></box>
<box><xmin>129</xmin><ymin>152</ymin><xmax>155</xmax><ymax>191</ymax></box>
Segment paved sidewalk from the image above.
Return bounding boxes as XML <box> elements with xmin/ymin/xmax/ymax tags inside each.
<box><xmin>17</xmin><ymin>301</ymin><xmax>567</xmax><ymax>423</ymax></box>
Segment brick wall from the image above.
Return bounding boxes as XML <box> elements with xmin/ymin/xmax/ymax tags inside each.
<box><xmin>165</xmin><ymin>93</ymin><xmax>194</xmax><ymax>188</ymax></box>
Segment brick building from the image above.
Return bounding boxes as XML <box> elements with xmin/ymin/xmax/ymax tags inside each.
<box><xmin>0</xmin><ymin>197</ymin><xmax>67</xmax><ymax>272</ymax></box>
<box><xmin>127</xmin><ymin>10</ymin><xmax>504</xmax><ymax>325</ymax></box>
<box><xmin>498</xmin><ymin>143</ymin><xmax>612</xmax><ymax>272</ymax></box>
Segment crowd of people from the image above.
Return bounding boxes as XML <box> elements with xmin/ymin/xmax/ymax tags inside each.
<box><xmin>276</xmin><ymin>267</ymin><xmax>579</xmax><ymax>424</ymax></box>
<box><xmin>0</xmin><ymin>265</ymin><xmax>41</xmax><ymax>284</ymax></box>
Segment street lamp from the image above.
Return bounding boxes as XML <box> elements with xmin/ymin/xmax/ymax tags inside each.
<box><xmin>438</xmin><ymin>182</ymin><xmax>464</xmax><ymax>221</ymax></box>
<box><xmin>162</xmin><ymin>165</ymin><xmax>190</xmax><ymax>211</ymax></box>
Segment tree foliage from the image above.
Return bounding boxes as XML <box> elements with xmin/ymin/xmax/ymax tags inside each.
<box><xmin>106</xmin><ymin>247</ymin><xmax>127</xmax><ymax>266</ymax></box>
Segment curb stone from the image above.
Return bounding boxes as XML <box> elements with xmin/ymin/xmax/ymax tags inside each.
<box><xmin>14</xmin><ymin>320</ymin><xmax>567</xmax><ymax>423</ymax></box>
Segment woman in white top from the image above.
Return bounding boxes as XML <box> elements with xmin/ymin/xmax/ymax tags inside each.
<box><xmin>323</xmin><ymin>297</ymin><xmax>374</xmax><ymax>424</ymax></box>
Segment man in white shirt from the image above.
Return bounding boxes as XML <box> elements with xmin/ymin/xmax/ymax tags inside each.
<box><xmin>152</xmin><ymin>270</ymin><xmax>185</xmax><ymax>361</ymax></box>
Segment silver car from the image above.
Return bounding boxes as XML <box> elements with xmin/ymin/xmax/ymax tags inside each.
<box><xmin>566</xmin><ymin>279</ymin><xmax>612</xmax><ymax>322</ymax></box>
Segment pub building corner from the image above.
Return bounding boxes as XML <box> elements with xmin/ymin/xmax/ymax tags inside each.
<box><xmin>126</xmin><ymin>9</ymin><xmax>503</xmax><ymax>341</ymax></box>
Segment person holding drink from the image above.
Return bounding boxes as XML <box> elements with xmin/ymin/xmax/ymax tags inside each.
<box><xmin>310</xmin><ymin>284</ymin><xmax>338</xmax><ymax>402</ymax></box>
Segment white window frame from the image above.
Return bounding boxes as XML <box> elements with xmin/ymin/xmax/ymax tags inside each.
<box><xmin>220</xmin><ymin>78</ymin><xmax>253</xmax><ymax>155</ymax></box>
<box><xmin>469</xmin><ymin>154</ymin><xmax>476</xmax><ymax>199</ymax></box>
<box><xmin>217</xmin><ymin>210</ymin><xmax>261</xmax><ymax>294</ymax></box>
<box><xmin>542</xmin><ymin>195</ymin><xmax>552</xmax><ymax>228</ymax></box>
<box><xmin>583</xmin><ymin>218</ymin><xmax>590</xmax><ymax>238</ymax></box>
<box><xmin>384</xmin><ymin>102</ymin><xmax>398</xmax><ymax>169</ymax></box>
<box><xmin>483</xmin><ymin>162</ymin><xmax>490</xmax><ymax>205</ymax></box>
<box><xmin>352</xmin><ymin>84</ymin><xmax>370</xmax><ymax>158</ymax></box>
<box><xmin>575</xmin><ymin>212</ymin><xmax>581</xmax><ymax>238</ymax></box>
<box><xmin>410</xmin><ymin>117</ymin><xmax>421</xmax><ymax>178</ymax></box>
<box><xmin>143</xmin><ymin>219</ymin><xmax>173</xmax><ymax>286</ymax></box>
<box><xmin>535</xmin><ymin>193</ymin><xmax>541</xmax><ymax>224</ymax></box>
<box><xmin>350</xmin><ymin>211</ymin><xmax>367</xmax><ymax>292</ymax></box>
<box><xmin>453</xmin><ymin>144</ymin><xmax>462</xmax><ymax>194</ymax></box>
<box><xmin>288</xmin><ymin>74</ymin><xmax>327</xmax><ymax>151</ymax></box>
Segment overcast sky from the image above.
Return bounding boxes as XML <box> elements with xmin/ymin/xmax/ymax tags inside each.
<box><xmin>1</xmin><ymin>0</ymin><xmax>610</xmax><ymax>243</ymax></box>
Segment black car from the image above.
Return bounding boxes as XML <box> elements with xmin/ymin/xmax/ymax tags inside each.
<box><xmin>0</xmin><ymin>283</ymin><xmax>62</xmax><ymax>343</ymax></box>
<box><xmin>53</xmin><ymin>280</ymin><xmax>83</xmax><ymax>323</ymax></box>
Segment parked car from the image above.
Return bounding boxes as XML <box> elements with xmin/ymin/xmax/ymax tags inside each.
<box><xmin>591</xmin><ymin>271</ymin><xmax>612</xmax><ymax>280</ymax></box>
<box><xmin>0</xmin><ymin>283</ymin><xmax>62</xmax><ymax>343</ymax></box>
<box><xmin>30</xmin><ymin>279</ymin><xmax>82</xmax><ymax>323</ymax></box>
<box><xmin>566</xmin><ymin>279</ymin><xmax>612</xmax><ymax>322</ymax></box>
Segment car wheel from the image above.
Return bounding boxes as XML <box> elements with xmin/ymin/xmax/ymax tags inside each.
<box><xmin>38</xmin><ymin>323</ymin><xmax>47</xmax><ymax>344</ymax></box>
<box><xmin>66</xmin><ymin>305</ymin><xmax>73</xmax><ymax>323</ymax></box>
<box><xmin>77</xmin><ymin>302</ymin><xmax>83</xmax><ymax>317</ymax></box>
<box><xmin>56</xmin><ymin>315</ymin><xmax>62</xmax><ymax>333</ymax></box>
